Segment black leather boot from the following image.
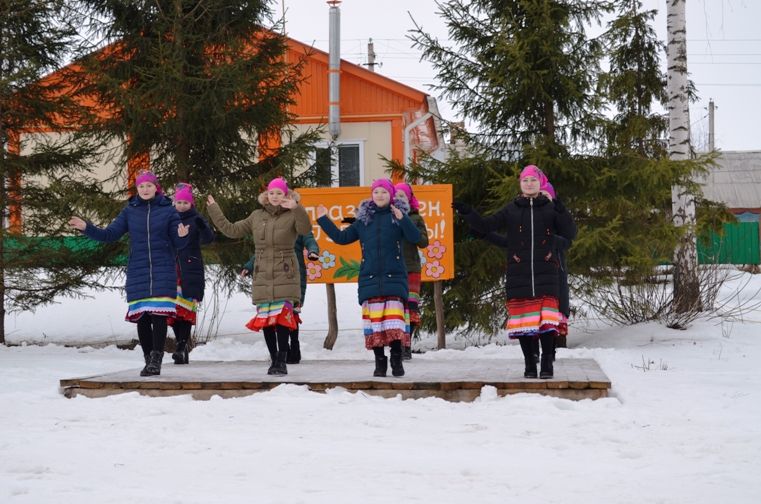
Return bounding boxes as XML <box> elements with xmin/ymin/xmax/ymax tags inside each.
<box><xmin>268</xmin><ymin>351</ymin><xmax>288</xmax><ymax>376</ymax></box>
<box><xmin>172</xmin><ymin>338</ymin><xmax>189</xmax><ymax>365</ymax></box>
<box><xmin>141</xmin><ymin>350</ymin><xmax>164</xmax><ymax>376</ymax></box>
<box><xmin>539</xmin><ymin>333</ymin><xmax>555</xmax><ymax>379</ymax></box>
<box><xmin>389</xmin><ymin>341</ymin><xmax>405</xmax><ymax>377</ymax></box>
<box><xmin>519</xmin><ymin>338</ymin><xmax>538</xmax><ymax>378</ymax></box>
<box><xmin>373</xmin><ymin>347</ymin><xmax>388</xmax><ymax>377</ymax></box>
<box><xmin>286</xmin><ymin>329</ymin><xmax>301</xmax><ymax>364</ymax></box>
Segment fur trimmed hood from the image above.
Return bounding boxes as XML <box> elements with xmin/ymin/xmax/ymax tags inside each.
<box><xmin>355</xmin><ymin>192</ymin><xmax>410</xmax><ymax>225</ymax></box>
<box><xmin>257</xmin><ymin>189</ymin><xmax>302</xmax><ymax>214</ymax></box>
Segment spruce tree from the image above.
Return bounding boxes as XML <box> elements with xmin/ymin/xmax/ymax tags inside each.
<box><xmin>408</xmin><ymin>0</ymin><xmax>610</xmax><ymax>335</ymax></box>
<box><xmin>409</xmin><ymin>0</ymin><xmax>725</xmax><ymax>335</ymax></box>
<box><xmin>73</xmin><ymin>0</ymin><xmax>322</xmax><ymax>201</ymax></box>
<box><xmin>71</xmin><ymin>0</ymin><xmax>324</xmax><ymax>296</ymax></box>
<box><xmin>0</xmin><ymin>0</ymin><xmax>118</xmax><ymax>344</ymax></box>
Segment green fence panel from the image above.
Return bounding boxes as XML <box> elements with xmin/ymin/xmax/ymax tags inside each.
<box><xmin>698</xmin><ymin>222</ymin><xmax>760</xmax><ymax>265</ymax></box>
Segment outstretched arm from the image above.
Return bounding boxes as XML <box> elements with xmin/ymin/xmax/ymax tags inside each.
<box><xmin>73</xmin><ymin>208</ymin><xmax>129</xmax><ymax>243</ymax></box>
<box><xmin>316</xmin><ymin>205</ymin><xmax>360</xmax><ymax>245</ymax></box>
<box><xmin>206</xmin><ymin>198</ymin><xmax>253</xmax><ymax>239</ymax></box>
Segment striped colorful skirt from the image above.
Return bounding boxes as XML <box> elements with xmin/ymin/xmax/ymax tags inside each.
<box><xmin>506</xmin><ymin>295</ymin><xmax>561</xmax><ymax>339</ymax></box>
<box><xmin>245</xmin><ymin>300</ymin><xmax>298</xmax><ymax>332</ymax></box>
<box><xmin>407</xmin><ymin>272</ymin><xmax>422</xmax><ymax>324</ymax></box>
<box><xmin>172</xmin><ymin>282</ymin><xmax>198</xmax><ymax>325</ymax></box>
<box><xmin>362</xmin><ymin>296</ymin><xmax>409</xmax><ymax>349</ymax></box>
<box><xmin>125</xmin><ymin>297</ymin><xmax>177</xmax><ymax>322</ymax></box>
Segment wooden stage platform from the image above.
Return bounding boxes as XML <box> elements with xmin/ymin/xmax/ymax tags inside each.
<box><xmin>60</xmin><ymin>358</ymin><xmax>611</xmax><ymax>401</ymax></box>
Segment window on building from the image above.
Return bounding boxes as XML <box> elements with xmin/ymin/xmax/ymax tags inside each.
<box><xmin>309</xmin><ymin>141</ymin><xmax>363</xmax><ymax>187</ymax></box>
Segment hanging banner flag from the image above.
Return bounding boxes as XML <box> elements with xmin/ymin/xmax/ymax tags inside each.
<box><xmin>298</xmin><ymin>184</ymin><xmax>454</xmax><ymax>283</ymax></box>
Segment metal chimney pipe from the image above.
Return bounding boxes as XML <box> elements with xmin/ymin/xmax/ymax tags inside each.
<box><xmin>328</xmin><ymin>1</ymin><xmax>341</xmax><ymax>139</ymax></box>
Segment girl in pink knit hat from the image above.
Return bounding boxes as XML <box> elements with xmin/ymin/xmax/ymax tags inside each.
<box><xmin>453</xmin><ymin>165</ymin><xmax>576</xmax><ymax>379</ymax></box>
<box><xmin>316</xmin><ymin>179</ymin><xmax>421</xmax><ymax>378</ymax></box>
<box><xmin>207</xmin><ymin>177</ymin><xmax>311</xmax><ymax>376</ymax></box>
<box><xmin>69</xmin><ymin>170</ymin><xmax>190</xmax><ymax>376</ymax></box>
<box><xmin>394</xmin><ymin>181</ymin><xmax>429</xmax><ymax>359</ymax></box>
<box><xmin>169</xmin><ymin>183</ymin><xmax>215</xmax><ymax>365</ymax></box>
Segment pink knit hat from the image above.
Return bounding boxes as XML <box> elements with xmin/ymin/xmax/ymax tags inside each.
<box><xmin>174</xmin><ymin>183</ymin><xmax>194</xmax><ymax>206</ymax></box>
<box><xmin>394</xmin><ymin>182</ymin><xmax>419</xmax><ymax>210</ymax></box>
<box><xmin>135</xmin><ymin>170</ymin><xmax>163</xmax><ymax>195</ymax></box>
<box><xmin>519</xmin><ymin>165</ymin><xmax>548</xmax><ymax>186</ymax></box>
<box><xmin>541</xmin><ymin>181</ymin><xmax>556</xmax><ymax>199</ymax></box>
<box><xmin>371</xmin><ymin>178</ymin><xmax>396</xmax><ymax>199</ymax></box>
<box><xmin>267</xmin><ymin>177</ymin><xmax>289</xmax><ymax>194</ymax></box>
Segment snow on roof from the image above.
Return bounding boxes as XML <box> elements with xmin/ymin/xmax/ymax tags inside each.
<box><xmin>699</xmin><ymin>150</ymin><xmax>761</xmax><ymax>208</ymax></box>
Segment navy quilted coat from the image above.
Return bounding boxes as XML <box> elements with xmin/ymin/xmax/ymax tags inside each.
<box><xmin>176</xmin><ymin>207</ymin><xmax>215</xmax><ymax>301</ymax></box>
<box><xmin>83</xmin><ymin>195</ymin><xmax>188</xmax><ymax>302</ymax></box>
<box><xmin>317</xmin><ymin>197</ymin><xmax>420</xmax><ymax>305</ymax></box>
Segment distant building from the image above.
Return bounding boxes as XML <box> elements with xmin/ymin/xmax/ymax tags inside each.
<box><xmin>700</xmin><ymin>150</ymin><xmax>761</xmax><ymax>221</ymax></box>
<box><xmin>698</xmin><ymin>150</ymin><xmax>761</xmax><ymax>265</ymax></box>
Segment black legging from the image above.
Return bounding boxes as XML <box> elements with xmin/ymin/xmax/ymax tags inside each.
<box><xmin>263</xmin><ymin>324</ymin><xmax>291</xmax><ymax>356</ymax></box>
<box><xmin>173</xmin><ymin>319</ymin><xmax>192</xmax><ymax>344</ymax></box>
<box><xmin>137</xmin><ymin>314</ymin><xmax>168</xmax><ymax>356</ymax></box>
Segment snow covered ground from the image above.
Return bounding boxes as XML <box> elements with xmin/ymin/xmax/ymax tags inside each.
<box><xmin>2</xmin><ymin>275</ymin><xmax>760</xmax><ymax>503</ymax></box>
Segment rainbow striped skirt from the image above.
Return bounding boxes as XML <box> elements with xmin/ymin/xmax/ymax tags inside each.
<box><xmin>245</xmin><ymin>300</ymin><xmax>298</xmax><ymax>332</ymax></box>
<box><xmin>125</xmin><ymin>297</ymin><xmax>177</xmax><ymax>322</ymax></box>
<box><xmin>506</xmin><ymin>295</ymin><xmax>561</xmax><ymax>339</ymax></box>
<box><xmin>362</xmin><ymin>296</ymin><xmax>409</xmax><ymax>349</ymax></box>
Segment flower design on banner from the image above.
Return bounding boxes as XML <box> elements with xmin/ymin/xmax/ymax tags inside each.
<box><xmin>306</xmin><ymin>262</ymin><xmax>323</xmax><ymax>280</ymax></box>
<box><xmin>426</xmin><ymin>240</ymin><xmax>446</xmax><ymax>260</ymax></box>
<box><xmin>425</xmin><ymin>260</ymin><xmax>445</xmax><ymax>279</ymax></box>
<box><xmin>318</xmin><ymin>250</ymin><xmax>336</xmax><ymax>269</ymax></box>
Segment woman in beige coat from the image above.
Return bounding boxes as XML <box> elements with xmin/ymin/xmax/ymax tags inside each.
<box><xmin>207</xmin><ymin>177</ymin><xmax>310</xmax><ymax>375</ymax></box>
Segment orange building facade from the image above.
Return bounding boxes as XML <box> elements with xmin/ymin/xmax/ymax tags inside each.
<box><xmin>10</xmin><ymin>35</ymin><xmax>443</xmax><ymax>214</ymax></box>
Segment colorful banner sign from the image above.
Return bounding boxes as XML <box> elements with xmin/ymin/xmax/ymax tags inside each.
<box><xmin>298</xmin><ymin>184</ymin><xmax>454</xmax><ymax>283</ymax></box>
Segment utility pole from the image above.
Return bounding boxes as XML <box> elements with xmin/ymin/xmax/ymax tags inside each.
<box><xmin>708</xmin><ymin>98</ymin><xmax>715</xmax><ymax>151</ymax></box>
<box><xmin>667</xmin><ymin>0</ymin><xmax>700</xmax><ymax>314</ymax></box>
<box><xmin>367</xmin><ymin>38</ymin><xmax>377</xmax><ymax>72</ymax></box>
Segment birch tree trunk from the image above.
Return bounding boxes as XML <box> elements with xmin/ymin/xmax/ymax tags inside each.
<box><xmin>667</xmin><ymin>0</ymin><xmax>700</xmax><ymax>313</ymax></box>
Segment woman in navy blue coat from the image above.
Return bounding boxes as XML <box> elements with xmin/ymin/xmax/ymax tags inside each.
<box><xmin>316</xmin><ymin>179</ymin><xmax>420</xmax><ymax>378</ymax></box>
<box><xmin>69</xmin><ymin>171</ymin><xmax>189</xmax><ymax>376</ymax></box>
<box><xmin>170</xmin><ymin>183</ymin><xmax>214</xmax><ymax>365</ymax></box>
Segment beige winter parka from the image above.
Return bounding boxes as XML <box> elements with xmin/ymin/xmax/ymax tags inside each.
<box><xmin>207</xmin><ymin>191</ymin><xmax>311</xmax><ymax>305</ymax></box>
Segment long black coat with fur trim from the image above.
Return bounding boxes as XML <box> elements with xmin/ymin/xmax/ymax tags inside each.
<box><xmin>464</xmin><ymin>195</ymin><xmax>576</xmax><ymax>300</ymax></box>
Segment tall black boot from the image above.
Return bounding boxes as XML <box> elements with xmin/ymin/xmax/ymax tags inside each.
<box><xmin>141</xmin><ymin>350</ymin><xmax>164</xmax><ymax>376</ymax></box>
<box><xmin>539</xmin><ymin>332</ymin><xmax>556</xmax><ymax>379</ymax></box>
<box><xmin>286</xmin><ymin>326</ymin><xmax>301</xmax><ymax>364</ymax></box>
<box><xmin>389</xmin><ymin>340</ymin><xmax>405</xmax><ymax>377</ymax></box>
<box><xmin>372</xmin><ymin>347</ymin><xmax>387</xmax><ymax>377</ymax></box>
<box><xmin>172</xmin><ymin>320</ymin><xmax>191</xmax><ymax>365</ymax></box>
<box><xmin>403</xmin><ymin>323</ymin><xmax>415</xmax><ymax>360</ymax></box>
<box><xmin>519</xmin><ymin>338</ymin><xmax>538</xmax><ymax>378</ymax></box>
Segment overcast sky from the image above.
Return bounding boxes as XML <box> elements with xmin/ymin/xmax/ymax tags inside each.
<box><xmin>276</xmin><ymin>0</ymin><xmax>761</xmax><ymax>152</ymax></box>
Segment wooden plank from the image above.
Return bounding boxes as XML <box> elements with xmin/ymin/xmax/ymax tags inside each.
<box><xmin>58</xmin><ymin>358</ymin><xmax>612</xmax><ymax>402</ymax></box>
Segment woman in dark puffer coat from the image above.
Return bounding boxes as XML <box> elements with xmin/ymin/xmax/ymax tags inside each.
<box><xmin>170</xmin><ymin>183</ymin><xmax>215</xmax><ymax>365</ymax></box>
<box><xmin>453</xmin><ymin>165</ymin><xmax>576</xmax><ymax>379</ymax></box>
<box><xmin>69</xmin><ymin>170</ymin><xmax>189</xmax><ymax>376</ymax></box>
<box><xmin>316</xmin><ymin>179</ymin><xmax>420</xmax><ymax>378</ymax></box>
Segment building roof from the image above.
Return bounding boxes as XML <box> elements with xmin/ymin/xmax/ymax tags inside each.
<box><xmin>699</xmin><ymin>151</ymin><xmax>761</xmax><ymax>209</ymax></box>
